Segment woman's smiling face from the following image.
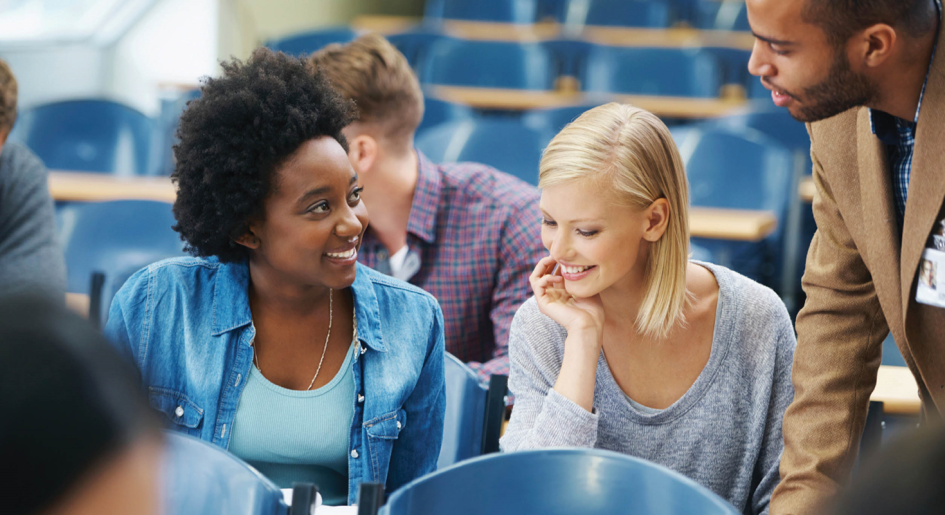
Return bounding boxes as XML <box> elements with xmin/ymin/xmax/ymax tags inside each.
<box><xmin>244</xmin><ymin>136</ymin><xmax>369</xmax><ymax>291</ymax></box>
<box><xmin>539</xmin><ymin>178</ymin><xmax>652</xmax><ymax>299</ymax></box>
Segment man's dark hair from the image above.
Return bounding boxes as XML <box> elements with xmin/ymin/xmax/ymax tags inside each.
<box><xmin>0</xmin><ymin>295</ymin><xmax>157</xmax><ymax>515</ymax></box>
<box><xmin>0</xmin><ymin>58</ymin><xmax>17</xmax><ymax>134</ymax></box>
<box><xmin>172</xmin><ymin>47</ymin><xmax>356</xmax><ymax>262</ymax></box>
<box><xmin>804</xmin><ymin>0</ymin><xmax>938</xmax><ymax>47</ymax></box>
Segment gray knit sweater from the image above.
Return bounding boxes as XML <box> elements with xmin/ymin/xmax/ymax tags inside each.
<box><xmin>500</xmin><ymin>262</ymin><xmax>795</xmax><ymax>515</ymax></box>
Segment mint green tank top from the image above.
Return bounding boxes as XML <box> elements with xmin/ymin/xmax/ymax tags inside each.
<box><xmin>229</xmin><ymin>341</ymin><xmax>356</xmax><ymax>506</ymax></box>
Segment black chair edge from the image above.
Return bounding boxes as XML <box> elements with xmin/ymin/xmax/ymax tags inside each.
<box><xmin>481</xmin><ymin>374</ymin><xmax>509</xmax><ymax>455</ymax></box>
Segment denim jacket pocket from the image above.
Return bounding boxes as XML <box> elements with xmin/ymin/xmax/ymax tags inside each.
<box><xmin>364</xmin><ymin>409</ymin><xmax>406</xmax><ymax>481</ymax></box>
<box><xmin>148</xmin><ymin>387</ymin><xmax>204</xmax><ymax>434</ymax></box>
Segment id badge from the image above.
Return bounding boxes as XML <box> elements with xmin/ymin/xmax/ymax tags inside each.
<box><xmin>916</xmin><ymin>218</ymin><xmax>945</xmax><ymax>307</ymax></box>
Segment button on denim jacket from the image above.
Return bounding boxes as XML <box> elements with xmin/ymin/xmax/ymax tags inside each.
<box><xmin>105</xmin><ymin>257</ymin><xmax>445</xmax><ymax>504</ymax></box>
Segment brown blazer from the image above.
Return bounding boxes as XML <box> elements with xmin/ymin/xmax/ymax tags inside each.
<box><xmin>771</xmin><ymin>21</ymin><xmax>945</xmax><ymax>515</ymax></box>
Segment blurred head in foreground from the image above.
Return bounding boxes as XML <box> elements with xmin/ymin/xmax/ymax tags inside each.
<box><xmin>831</xmin><ymin>422</ymin><xmax>945</xmax><ymax>515</ymax></box>
<box><xmin>0</xmin><ymin>295</ymin><xmax>161</xmax><ymax>515</ymax></box>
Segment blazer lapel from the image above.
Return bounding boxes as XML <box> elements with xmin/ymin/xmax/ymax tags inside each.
<box><xmin>902</xmin><ymin>24</ymin><xmax>945</xmax><ymax>321</ymax></box>
<box><xmin>857</xmin><ymin>108</ymin><xmax>901</xmax><ymax>328</ymax></box>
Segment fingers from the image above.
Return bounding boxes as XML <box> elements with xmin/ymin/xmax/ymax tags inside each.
<box><xmin>529</xmin><ymin>256</ymin><xmax>557</xmax><ymax>285</ymax></box>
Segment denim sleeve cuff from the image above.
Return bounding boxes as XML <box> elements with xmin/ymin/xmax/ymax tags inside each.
<box><xmin>528</xmin><ymin>388</ymin><xmax>599</xmax><ymax>448</ymax></box>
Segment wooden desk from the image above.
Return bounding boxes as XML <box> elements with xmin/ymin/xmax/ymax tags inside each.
<box><xmin>427</xmin><ymin>86</ymin><xmax>747</xmax><ymax>118</ymax></box>
<box><xmin>799</xmin><ymin>176</ymin><xmax>815</xmax><ymax>204</ymax></box>
<box><xmin>689</xmin><ymin>207</ymin><xmax>777</xmax><ymax>242</ymax></box>
<box><xmin>350</xmin><ymin>15</ymin><xmax>755</xmax><ymax>50</ymax></box>
<box><xmin>872</xmin><ymin>365</ymin><xmax>921</xmax><ymax>415</ymax></box>
<box><xmin>49</xmin><ymin>171</ymin><xmax>176</xmax><ymax>203</ymax></box>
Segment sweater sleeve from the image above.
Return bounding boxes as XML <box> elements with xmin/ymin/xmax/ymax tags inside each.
<box><xmin>499</xmin><ymin>298</ymin><xmax>600</xmax><ymax>451</ymax></box>
<box><xmin>0</xmin><ymin>143</ymin><xmax>66</xmax><ymax>301</ymax></box>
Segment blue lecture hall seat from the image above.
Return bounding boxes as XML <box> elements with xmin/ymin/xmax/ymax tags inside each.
<box><xmin>381</xmin><ymin>449</ymin><xmax>741</xmax><ymax>515</ymax></box>
<box><xmin>9</xmin><ymin>99</ymin><xmax>156</xmax><ymax>176</ymax></box>
<box><xmin>386</xmin><ymin>30</ymin><xmax>444</xmax><ymax>70</ymax></box>
<box><xmin>695</xmin><ymin>0</ymin><xmax>750</xmax><ymax>31</ymax></box>
<box><xmin>521</xmin><ymin>102</ymin><xmax>605</xmax><ymax>141</ymax></box>
<box><xmin>672</xmin><ymin>125</ymin><xmax>795</xmax><ymax>286</ymax></box>
<box><xmin>265</xmin><ymin>27</ymin><xmax>358</xmax><ymax>57</ymax></box>
<box><xmin>561</xmin><ymin>0</ymin><xmax>673</xmax><ymax>28</ymax></box>
<box><xmin>414</xmin><ymin>118</ymin><xmax>545</xmax><ymax>185</ymax></box>
<box><xmin>416</xmin><ymin>97</ymin><xmax>475</xmax><ymax>136</ymax></box>
<box><xmin>163</xmin><ymin>432</ymin><xmax>292</xmax><ymax>515</ymax></box>
<box><xmin>418</xmin><ymin>38</ymin><xmax>558</xmax><ymax>90</ymax></box>
<box><xmin>56</xmin><ymin>200</ymin><xmax>186</xmax><ymax>324</ymax></box>
<box><xmin>438</xmin><ymin>354</ymin><xmax>508</xmax><ymax>469</ymax></box>
<box><xmin>424</xmin><ymin>0</ymin><xmax>541</xmax><ymax>24</ymax></box>
<box><xmin>582</xmin><ymin>46</ymin><xmax>723</xmax><ymax>98</ymax></box>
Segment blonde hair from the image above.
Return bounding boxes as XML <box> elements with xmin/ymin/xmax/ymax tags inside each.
<box><xmin>308</xmin><ymin>34</ymin><xmax>423</xmax><ymax>147</ymax></box>
<box><xmin>539</xmin><ymin>103</ymin><xmax>690</xmax><ymax>339</ymax></box>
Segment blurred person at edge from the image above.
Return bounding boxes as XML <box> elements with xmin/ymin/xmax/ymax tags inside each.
<box><xmin>0</xmin><ymin>294</ymin><xmax>162</xmax><ymax>515</ymax></box>
<box><xmin>745</xmin><ymin>0</ymin><xmax>945</xmax><ymax>513</ymax></box>
<box><xmin>309</xmin><ymin>35</ymin><xmax>545</xmax><ymax>383</ymax></box>
<box><xmin>0</xmin><ymin>58</ymin><xmax>66</xmax><ymax>300</ymax></box>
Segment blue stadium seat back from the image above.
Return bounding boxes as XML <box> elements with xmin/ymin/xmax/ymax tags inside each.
<box><xmin>265</xmin><ymin>27</ymin><xmax>357</xmax><ymax>57</ymax></box>
<box><xmin>415</xmin><ymin>119</ymin><xmax>544</xmax><ymax>185</ymax></box>
<box><xmin>562</xmin><ymin>0</ymin><xmax>673</xmax><ymax>28</ymax></box>
<box><xmin>705</xmin><ymin>47</ymin><xmax>752</xmax><ymax>86</ymax></box>
<box><xmin>386</xmin><ymin>30</ymin><xmax>443</xmax><ymax>70</ymax></box>
<box><xmin>748</xmin><ymin>74</ymin><xmax>774</xmax><ymax>100</ymax></box>
<box><xmin>10</xmin><ymin>99</ymin><xmax>156</xmax><ymax>176</ymax></box>
<box><xmin>419</xmin><ymin>39</ymin><xmax>558</xmax><ymax>90</ymax></box>
<box><xmin>690</xmin><ymin>242</ymin><xmax>715</xmax><ymax>263</ymax></box>
<box><xmin>156</xmin><ymin>88</ymin><xmax>202</xmax><ymax>176</ymax></box>
<box><xmin>163</xmin><ymin>431</ymin><xmax>289</xmax><ymax>515</ymax></box>
<box><xmin>56</xmin><ymin>200</ymin><xmax>186</xmax><ymax>295</ymax></box>
<box><xmin>521</xmin><ymin>103</ymin><xmax>603</xmax><ymax>140</ymax></box>
<box><xmin>712</xmin><ymin>104</ymin><xmax>811</xmax><ymax>160</ymax></box>
<box><xmin>382</xmin><ymin>449</ymin><xmax>741</xmax><ymax>515</ymax></box>
<box><xmin>673</xmin><ymin>125</ymin><xmax>795</xmax><ymax>284</ymax></box>
<box><xmin>438</xmin><ymin>353</ymin><xmax>487</xmax><ymax>469</ymax></box>
<box><xmin>427</xmin><ymin>0</ymin><xmax>541</xmax><ymax>23</ymax></box>
<box><xmin>583</xmin><ymin>46</ymin><xmax>722</xmax><ymax>97</ymax></box>
<box><xmin>695</xmin><ymin>0</ymin><xmax>750</xmax><ymax>31</ymax></box>
<box><xmin>417</xmin><ymin>97</ymin><xmax>475</xmax><ymax>135</ymax></box>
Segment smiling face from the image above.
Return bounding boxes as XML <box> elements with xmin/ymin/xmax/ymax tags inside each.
<box><xmin>540</xmin><ymin>179</ymin><xmax>653</xmax><ymax>299</ymax></box>
<box><xmin>746</xmin><ymin>0</ymin><xmax>878</xmax><ymax>122</ymax></box>
<box><xmin>244</xmin><ymin>136</ymin><xmax>369</xmax><ymax>291</ymax></box>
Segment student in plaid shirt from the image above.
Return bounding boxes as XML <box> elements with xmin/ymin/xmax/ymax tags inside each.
<box><xmin>309</xmin><ymin>35</ymin><xmax>545</xmax><ymax>382</ymax></box>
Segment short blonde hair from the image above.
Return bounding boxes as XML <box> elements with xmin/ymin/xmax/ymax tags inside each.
<box><xmin>0</xmin><ymin>58</ymin><xmax>17</xmax><ymax>134</ymax></box>
<box><xmin>539</xmin><ymin>103</ymin><xmax>690</xmax><ymax>339</ymax></box>
<box><xmin>308</xmin><ymin>34</ymin><xmax>423</xmax><ymax>146</ymax></box>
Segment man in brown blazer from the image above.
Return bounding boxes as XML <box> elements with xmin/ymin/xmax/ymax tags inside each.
<box><xmin>745</xmin><ymin>0</ymin><xmax>943</xmax><ymax>513</ymax></box>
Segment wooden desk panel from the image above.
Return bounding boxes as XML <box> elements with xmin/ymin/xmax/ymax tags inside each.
<box><xmin>350</xmin><ymin>15</ymin><xmax>756</xmax><ymax>50</ymax></box>
<box><xmin>427</xmin><ymin>86</ymin><xmax>747</xmax><ymax>118</ymax></box>
<box><xmin>872</xmin><ymin>365</ymin><xmax>921</xmax><ymax>415</ymax></box>
<box><xmin>49</xmin><ymin>171</ymin><xmax>176</xmax><ymax>203</ymax></box>
<box><xmin>688</xmin><ymin>207</ymin><xmax>777</xmax><ymax>242</ymax></box>
<box><xmin>47</xmin><ymin>173</ymin><xmax>774</xmax><ymax>241</ymax></box>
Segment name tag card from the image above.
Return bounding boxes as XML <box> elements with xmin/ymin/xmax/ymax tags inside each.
<box><xmin>917</xmin><ymin>218</ymin><xmax>945</xmax><ymax>307</ymax></box>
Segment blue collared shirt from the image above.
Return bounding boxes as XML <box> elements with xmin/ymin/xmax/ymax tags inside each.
<box><xmin>869</xmin><ymin>0</ymin><xmax>940</xmax><ymax>223</ymax></box>
<box><xmin>105</xmin><ymin>257</ymin><xmax>445</xmax><ymax>504</ymax></box>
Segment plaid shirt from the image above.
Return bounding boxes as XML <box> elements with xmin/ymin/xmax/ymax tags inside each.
<box><xmin>358</xmin><ymin>151</ymin><xmax>544</xmax><ymax>382</ymax></box>
<box><xmin>869</xmin><ymin>0</ymin><xmax>939</xmax><ymax>224</ymax></box>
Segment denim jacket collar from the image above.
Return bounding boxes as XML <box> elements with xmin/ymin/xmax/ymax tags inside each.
<box><xmin>209</xmin><ymin>260</ymin><xmax>387</xmax><ymax>352</ymax></box>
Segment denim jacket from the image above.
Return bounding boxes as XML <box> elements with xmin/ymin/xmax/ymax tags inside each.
<box><xmin>105</xmin><ymin>257</ymin><xmax>445</xmax><ymax>504</ymax></box>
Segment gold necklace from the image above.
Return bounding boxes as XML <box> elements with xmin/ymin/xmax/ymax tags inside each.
<box><xmin>253</xmin><ymin>288</ymin><xmax>333</xmax><ymax>390</ymax></box>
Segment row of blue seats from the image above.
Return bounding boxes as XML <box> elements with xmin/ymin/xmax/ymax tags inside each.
<box><xmin>271</xmin><ymin>31</ymin><xmax>763</xmax><ymax>99</ymax></box>
<box><xmin>166</xmin><ymin>433</ymin><xmax>741</xmax><ymax>514</ymax></box>
<box><xmin>421</xmin><ymin>0</ymin><xmax>750</xmax><ymax>31</ymax></box>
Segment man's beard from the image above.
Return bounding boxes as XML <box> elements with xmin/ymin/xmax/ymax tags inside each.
<box><xmin>784</xmin><ymin>50</ymin><xmax>878</xmax><ymax>123</ymax></box>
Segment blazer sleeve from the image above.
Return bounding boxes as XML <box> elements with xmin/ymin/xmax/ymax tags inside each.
<box><xmin>770</xmin><ymin>126</ymin><xmax>887</xmax><ymax>515</ymax></box>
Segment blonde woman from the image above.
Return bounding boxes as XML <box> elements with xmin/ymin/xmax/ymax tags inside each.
<box><xmin>500</xmin><ymin>104</ymin><xmax>795</xmax><ymax>515</ymax></box>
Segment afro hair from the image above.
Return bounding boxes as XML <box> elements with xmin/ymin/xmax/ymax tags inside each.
<box><xmin>171</xmin><ymin>47</ymin><xmax>356</xmax><ymax>262</ymax></box>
